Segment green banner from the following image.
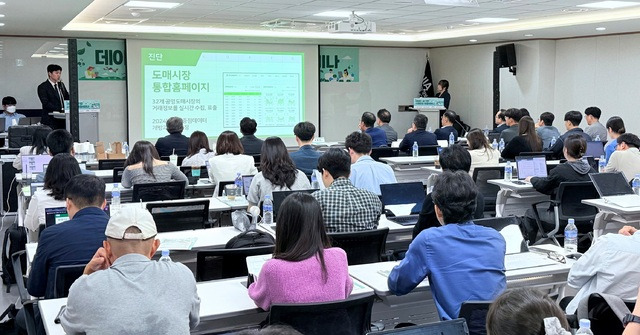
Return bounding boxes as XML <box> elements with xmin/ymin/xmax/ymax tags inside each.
<box><xmin>319</xmin><ymin>47</ymin><xmax>359</xmax><ymax>82</ymax></box>
<box><xmin>77</xmin><ymin>40</ymin><xmax>126</xmax><ymax>80</ymax></box>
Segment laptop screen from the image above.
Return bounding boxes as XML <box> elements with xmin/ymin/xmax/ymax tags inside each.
<box><xmin>242</xmin><ymin>175</ymin><xmax>254</xmax><ymax>195</ymax></box>
<box><xmin>22</xmin><ymin>155</ymin><xmax>53</xmax><ymax>174</ymax></box>
<box><xmin>516</xmin><ymin>156</ymin><xmax>548</xmax><ymax>180</ymax></box>
<box><xmin>589</xmin><ymin>172</ymin><xmax>634</xmax><ymax>197</ymax></box>
<box><xmin>586</xmin><ymin>141</ymin><xmax>605</xmax><ymax>158</ymax></box>
<box><xmin>380</xmin><ymin>182</ymin><xmax>426</xmax><ymax>214</ymax></box>
<box><xmin>44</xmin><ymin>207</ymin><xmax>70</xmax><ymax>228</ymax></box>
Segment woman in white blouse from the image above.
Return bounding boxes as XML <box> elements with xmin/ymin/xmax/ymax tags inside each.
<box><xmin>208</xmin><ymin>131</ymin><xmax>258</xmax><ymax>194</ymax></box>
<box><xmin>13</xmin><ymin>126</ymin><xmax>51</xmax><ymax>170</ymax></box>
<box><xmin>181</xmin><ymin>131</ymin><xmax>215</xmax><ymax>167</ymax></box>
<box><xmin>467</xmin><ymin>128</ymin><xmax>500</xmax><ymax>176</ymax></box>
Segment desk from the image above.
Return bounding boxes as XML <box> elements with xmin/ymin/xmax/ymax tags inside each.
<box><xmin>380</xmin><ymin>156</ymin><xmax>438</xmax><ymax>184</ymax></box>
<box><xmin>15</xmin><ymin>170</ymin><xmax>113</xmax><ymax>183</ymax></box>
<box><xmin>487</xmin><ymin>179</ymin><xmax>549</xmax><ymax>217</ymax></box>
<box><xmin>582</xmin><ymin>198</ymin><xmax>640</xmax><ymax>240</ymax></box>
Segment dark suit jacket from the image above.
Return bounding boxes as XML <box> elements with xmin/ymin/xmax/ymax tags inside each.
<box><xmin>399</xmin><ymin>130</ymin><xmax>438</xmax><ymax>153</ymax></box>
<box><xmin>37</xmin><ymin>80</ymin><xmax>68</xmax><ymax>128</ymax></box>
<box><xmin>436</xmin><ymin>91</ymin><xmax>451</xmax><ymax>109</ymax></box>
<box><xmin>434</xmin><ymin>126</ymin><xmax>459</xmax><ymax>141</ymax></box>
<box><xmin>155</xmin><ymin>132</ymin><xmax>189</xmax><ymax>156</ymax></box>
<box><xmin>493</xmin><ymin>124</ymin><xmax>509</xmax><ymax>133</ymax></box>
<box><xmin>550</xmin><ymin>128</ymin><xmax>592</xmax><ymax>159</ymax></box>
<box><xmin>241</xmin><ymin>135</ymin><xmax>264</xmax><ymax>155</ymax></box>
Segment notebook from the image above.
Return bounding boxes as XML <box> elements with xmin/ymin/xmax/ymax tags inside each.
<box><xmin>380</xmin><ymin>182</ymin><xmax>426</xmax><ymax>226</ymax></box>
<box><xmin>515</xmin><ymin>155</ymin><xmax>547</xmax><ymax>180</ymax></box>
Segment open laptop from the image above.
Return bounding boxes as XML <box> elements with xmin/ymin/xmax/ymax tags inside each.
<box><xmin>21</xmin><ymin>154</ymin><xmax>53</xmax><ymax>175</ymax></box>
<box><xmin>515</xmin><ymin>155</ymin><xmax>548</xmax><ymax>181</ymax></box>
<box><xmin>272</xmin><ymin>189</ymin><xmax>319</xmax><ymax>220</ymax></box>
<box><xmin>242</xmin><ymin>175</ymin><xmax>254</xmax><ymax>195</ymax></box>
<box><xmin>586</xmin><ymin>141</ymin><xmax>605</xmax><ymax>158</ymax></box>
<box><xmin>18</xmin><ymin>118</ymin><xmax>31</xmax><ymax>126</ymax></box>
<box><xmin>44</xmin><ymin>207</ymin><xmax>70</xmax><ymax>228</ymax></box>
<box><xmin>380</xmin><ymin>182</ymin><xmax>426</xmax><ymax>226</ymax></box>
<box><xmin>589</xmin><ymin>172</ymin><xmax>640</xmax><ymax>207</ymax></box>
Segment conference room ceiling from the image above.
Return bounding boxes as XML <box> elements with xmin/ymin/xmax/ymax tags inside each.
<box><xmin>9</xmin><ymin>0</ymin><xmax>640</xmax><ymax>47</ymax></box>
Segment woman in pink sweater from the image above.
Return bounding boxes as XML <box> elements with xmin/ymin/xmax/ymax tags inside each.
<box><xmin>248</xmin><ymin>193</ymin><xmax>353</xmax><ymax>310</ymax></box>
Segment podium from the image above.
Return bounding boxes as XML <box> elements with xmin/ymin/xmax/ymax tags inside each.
<box><xmin>398</xmin><ymin>98</ymin><xmax>445</xmax><ymax>131</ymax></box>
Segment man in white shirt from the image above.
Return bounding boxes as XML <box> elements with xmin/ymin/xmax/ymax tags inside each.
<box><xmin>604</xmin><ymin>133</ymin><xmax>640</xmax><ymax>182</ymax></box>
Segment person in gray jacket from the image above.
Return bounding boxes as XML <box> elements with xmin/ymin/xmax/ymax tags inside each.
<box><xmin>584</xmin><ymin>106</ymin><xmax>608</xmax><ymax>141</ymax></box>
<box><xmin>536</xmin><ymin>112</ymin><xmax>561</xmax><ymax>150</ymax></box>
<box><xmin>376</xmin><ymin>109</ymin><xmax>398</xmax><ymax>145</ymax></box>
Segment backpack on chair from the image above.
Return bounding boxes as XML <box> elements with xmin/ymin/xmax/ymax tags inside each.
<box><xmin>225</xmin><ymin>229</ymin><xmax>275</xmax><ymax>249</ymax></box>
<box><xmin>1</xmin><ymin>222</ymin><xmax>27</xmax><ymax>290</ymax></box>
<box><xmin>575</xmin><ymin>293</ymin><xmax>635</xmax><ymax>335</ymax></box>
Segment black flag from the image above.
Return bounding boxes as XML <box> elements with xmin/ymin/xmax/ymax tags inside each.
<box><xmin>418</xmin><ymin>58</ymin><xmax>435</xmax><ymax>98</ymax></box>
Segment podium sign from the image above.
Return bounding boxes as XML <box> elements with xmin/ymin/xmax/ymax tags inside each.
<box><xmin>413</xmin><ymin>97</ymin><xmax>444</xmax><ymax>110</ymax></box>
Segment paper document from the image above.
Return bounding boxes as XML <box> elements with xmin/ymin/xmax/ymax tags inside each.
<box><xmin>505</xmin><ymin>252</ymin><xmax>560</xmax><ymax>270</ymax></box>
<box><xmin>246</xmin><ymin>254</ymin><xmax>273</xmax><ymax>280</ymax></box>
<box><xmin>158</xmin><ymin>237</ymin><xmax>197</xmax><ymax>250</ymax></box>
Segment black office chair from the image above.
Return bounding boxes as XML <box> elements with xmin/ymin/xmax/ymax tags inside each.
<box><xmin>113</xmin><ymin>166</ymin><xmax>124</xmax><ymax>183</ymax></box>
<box><xmin>474</xmin><ymin>217</ymin><xmax>528</xmax><ymax>253</ymax></box>
<box><xmin>458</xmin><ymin>301</ymin><xmax>492</xmax><ymax>335</ymax></box>
<box><xmin>488</xmin><ymin>133</ymin><xmax>500</xmax><ymax>144</ymax></box>
<box><xmin>268</xmin><ymin>293</ymin><xmax>376</xmax><ymax>335</ymax></box>
<box><xmin>147</xmin><ymin>199</ymin><xmax>212</xmax><ymax>232</ymax></box>
<box><xmin>370</xmin><ymin>147</ymin><xmax>399</xmax><ymax>162</ymax></box>
<box><xmin>11</xmin><ymin>251</ymin><xmax>38</xmax><ymax>335</ymax></box>
<box><xmin>131</xmin><ymin>181</ymin><xmax>186</xmax><ymax>202</ymax></box>
<box><xmin>418</xmin><ymin>145</ymin><xmax>440</xmax><ymax>156</ymax></box>
<box><xmin>98</xmin><ymin>158</ymin><xmax>126</xmax><ymax>170</ymax></box>
<box><xmin>519</xmin><ymin>151</ymin><xmax>554</xmax><ymax>160</ymax></box>
<box><xmin>367</xmin><ymin>318</ymin><xmax>469</xmax><ymax>334</ymax></box>
<box><xmin>530</xmin><ymin>181</ymin><xmax>599</xmax><ymax>249</ymax></box>
<box><xmin>217</xmin><ymin>180</ymin><xmax>236</xmax><ymax>196</ymax></box>
<box><xmin>195</xmin><ymin>245</ymin><xmax>274</xmax><ymax>281</ymax></box>
<box><xmin>179</xmin><ymin>165</ymin><xmax>208</xmax><ymax>185</ymax></box>
<box><xmin>472</xmin><ymin>167</ymin><xmax>504</xmax><ymax>215</ymax></box>
<box><xmin>328</xmin><ymin>228</ymin><xmax>389</xmax><ymax>265</ymax></box>
<box><xmin>160</xmin><ymin>155</ymin><xmax>186</xmax><ymax>166</ymax></box>
<box><xmin>53</xmin><ymin>264</ymin><xmax>86</xmax><ymax>298</ymax></box>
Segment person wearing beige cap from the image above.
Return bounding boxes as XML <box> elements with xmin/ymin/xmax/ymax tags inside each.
<box><xmin>59</xmin><ymin>206</ymin><xmax>201</xmax><ymax>334</ymax></box>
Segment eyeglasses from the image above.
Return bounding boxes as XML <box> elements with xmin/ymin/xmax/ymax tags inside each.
<box><xmin>547</xmin><ymin>251</ymin><xmax>566</xmax><ymax>264</ymax></box>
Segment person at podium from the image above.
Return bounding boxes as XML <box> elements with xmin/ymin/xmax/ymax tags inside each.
<box><xmin>436</xmin><ymin>79</ymin><xmax>450</xmax><ymax>126</ymax></box>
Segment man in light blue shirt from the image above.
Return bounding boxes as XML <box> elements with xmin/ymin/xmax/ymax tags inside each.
<box><xmin>536</xmin><ymin>112</ymin><xmax>561</xmax><ymax>150</ymax></box>
<box><xmin>388</xmin><ymin>171</ymin><xmax>506</xmax><ymax>320</ymax></box>
<box><xmin>345</xmin><ymin>131</ymin><xmax>396</xmax><ymax>195</ymax></box>
<box><xmin>0</xmin><ymin>96</ymin><xmax>25</xmax><ymax>131</ymax></box>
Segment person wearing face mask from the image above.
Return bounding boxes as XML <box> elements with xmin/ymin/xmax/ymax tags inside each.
<box><xmin>0</xmin><ymin>96</ymin><xmax>25</xmax><ymax>131</ymax></box>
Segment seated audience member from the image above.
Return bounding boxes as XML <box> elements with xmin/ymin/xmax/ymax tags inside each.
<box><xmin>359</xmin><ymin>111</ymin><xmax>387</xmax><ymax>147</ymax></box>
<box><xmin>466</xmin><ymin>128</ymin><xmax>500</xmax><ymax>175</ymax></box>
<box><xmin>13</xmin><ymin>126</ymin><xmax>51</xmax><ymax>170</ymax></box>
<box><xmin>289</xmin><ymin>121</ymin><xmax>322</xmax><ymax>175</ymax></box>
<box><xmin>24</xmin><ymin>153</ymin><xmax>82</xmax><ymax>237</ymax></box>
<box><xmin>346</xmin><ymin>131</ymin><xmax>396</xmax><ymax>195</ymax></box>
<box><xmin>604</xmin><ymin>133</ymin><xmax>640</xmax><ymax>182</ymax></box>
<box><xmin>501</xmin><ymin>116</ymin><xmax>543</xmax><ymax>159</ymax></box>
<box><xmin>562</xmin><ymin>224</ymin><xmax>640</xmax><ymax>314</ymax></box>
<box><xmin>27</xmin><ymin>174</ymin><xmax>109</xmax><ymax>299</ymax></box>
<box><xmin>60</xmin><ymin>206</ymin><xmax>200</xmax><ymax>334</ymax></box>
<box><xmin>493</xmin><ymin>109</ymin><xmax>508</xmax><ymax>133</ymax></box>
<box><xmin>180</xmin><ymin>130</ymin><xmax>214</xmax><ymax>167</ymax></box>
<box><xmin>623</xmin><ymin>284</ymin><xmax>640</xmax><ymax>335</ymax></box>
<box><xmin>434</xmin><ymin>110</ymin><xmax>459</xmax><ymax>141</ymax></box>
<box><xmin>239</xmin><ymin>117</ymin><xmax>264</xmax><ymax>155</ymax></box>
<box><xmin>121</xmin><ymin>141</ymin><xmax>188</xmax><ymax>188</ymax></box>
<box><xmin>312</xmin><ymin>148</ymin><xmax>382</xmax><ymax>233</ymax></box>
<box><xmin>522</xmin><ymin>135</ymin><xmax>595</xmax><ymax>243</ymax></box>
<box><xmin>389</xmin><ymin>171</ymin><xmax>506</xmax><ymax>320</ymax></box>
<box><xmin>399</xmin><ymin>114</ymin><xmax>437</xmax><ymax>154</ymax></box>
<box><xmin>498</xmin><ymin>108</ymin><xmax>522</xmax><ymax>144</ymax></box>
<box><xmin>35</xmin><ymin>129</ymin><xmax>94</xmax><ymax>182</ymax></box>
<box><xmin>584</xmin><ymin>106</ymin><xmax>608</xmax><ymax>141</ymax></box>
<box><xmin>154</xmin><ymin>116</ymin><xmax>189</xmax><ymax>157</ymax></box>
<box><xmin>376</xmin><ymin>108</ymin><xmax>398</xmax><ymax>145</ymax></box>
<box><xmin>520</xmin><ymin>108</ymin><xmax>530</xmax><ymax>117</ymax></box>
<box><xmin>247</xmin><ymin>137</ymin><xmax>310</xmax><ymax>208</ymax></box>
<box><xmin>0</xmin><ymin>96</ymin><xmax>25</xmax><ymax>131</ymax></box>
<box><xmin>550</xmin><ymin>110</ymin><xmax>592</xmax><ymax>159</ymax></box>
<box><xmin>605</xmin><ymin>116</ymin><xmax>625</xmax><ymax>161</ymax></box>
<box><xmin>536</xmin><ymin>112</ymin><xmax>561</xmax><ymax>150</ymax></box>
<box><xmin>208</xmin><ymin>131</ymin><xmax>258</xmax><ymax>193</ymax></box>
<box><xmin>413</xmin><ymin>145</ymin><xmax>485</xmax><ymax>238</ymax></box>
<box><xmin>486</xmin><ymin>288</ymin><xmax>570</xmax><ymax>335</ymax></box>
<box><xmin>248</xmin><ymin>193</ymin><xmax>352</xmax><ymax>310</ymax></box>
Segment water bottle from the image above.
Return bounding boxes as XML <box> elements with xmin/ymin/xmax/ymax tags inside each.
<box><xmin>169</xmin><ymin>149</ymin><xmax>178</xmax><ymax>166</ymax></box>
<box><xmin>498</xmin><ymin>138</ymin><xmax>505</xmax><ymax>153</ymax></box>
<box><xmin>564</xmin><ymin>218</ymin><xmax>578</xmax><ymax>254</ymax></box>
<box><xmin>448</xmin><ymin>131</ymin><xmax>455</xmax><ymax>145</ymax></box>
<box><xmin>111</xmin><ymin>183</ymin><xmax>121</xmax><ymax>215</ymax></box>
<box><xmin>159</xmin><ymin>249</ymin><xmax>172</xmax><ymax>262</ymax></box>
<box><xmin>412</xmin><ymin>141</ymin><xmax>419</xmax><ymax>157</ymax></box>
<box><xmin>311</xmin><ymin>173</ymin><xmax>320</xmax><ymax>189</ymax></box>
<box><xmin>234</xmin><ymin>172</ymin><xmax>243</xmax><ymax>196</ymax></box>
<box><xmin>599</xmin><ymin>155</ymin><xmax>606</xmax><ymax>173</ymax></box>
<box><xmin>263</xmin><ymin>195</ymin><xmax>273</xmax><ymax>225</ymax></box>
<box><xmin>594</xmin><ymin>135</ymin><xmax>601</xmax><ymax>142</ymax></box>
<box><xmin>491</xmin><ymin>139</ymin><xmax>498</xmax><ymax>151</ymax></box>
<box><xmin>575</xmin><ymin>319</ymin><xmax>594</xmax><ymax>335</ymax></box>
<box><xmin>504</xmin><ymin>161</ymin><xmax>512</xmax><ymax>180</ymax></box>
<box><xmin>550</xmin><ymin>136</ymin><xmax>557</xmax><ymax>148</ymax></box>
<box><xmin>483</xmin><ymin>125</ymin><xmax>489</xmax><ymax>137</ymax></box>
<box><xmin>633</xmin><ymin>174</ymin><xmax>640</xmax><ymax>195</ymax></box>
<box><xmin>123</xmin><ymin>141</ymin><xmax>129</xmax><ymax>158</ymax></box>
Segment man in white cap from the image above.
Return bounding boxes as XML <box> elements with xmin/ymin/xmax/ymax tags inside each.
<box><xmin>60</xmin><ymin>206</ymin><xmax>200</xmax><ymax>334</ymax></box>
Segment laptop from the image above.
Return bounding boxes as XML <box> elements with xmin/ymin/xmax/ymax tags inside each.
<box><xmin>589</xmin><ymin>172</ymin><xmax>640</xmax><ymax>207</ymax></box>
<box><xmin>515</xmin><ymin>155</ymin><xmax>548</xmax><ymax>181</ymax></box>
<box><xmin>44</xmin><ymin>207</ymin><xmax>70</xmax><ymax>228</ymax></box>
<box><xmin>242</xmin><ymin>175</ymin><xmax>254</xmax><ymax>195</ymax></box>
<box><xmin>21</xmin><ymin>155</ymin><xmax>53</xmax><ymax>175</ymax></box>
<box><xmin>18</xmin><ymin>118</ymin><xmax>31</xmax><ymax>126</ymax></box>
<box><xmin>380</xmin><ymin>182</ymin><xmax>426</xmax><ymax>226</ymax></box>
<box><xmin>586</xmin><ymin>141</ymin><xmax>605</xmax><ymax>158</ymax></box>
<box><xmin>272</xmin><ymin>189</ymin><xmax>319</xmax><ymax>220</ymax></box>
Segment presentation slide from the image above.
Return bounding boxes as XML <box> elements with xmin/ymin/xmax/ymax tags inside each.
<box><xmin>141</xmin><ymin>48</ymin><xmax>305</xmax><ymax>139</ymax></box>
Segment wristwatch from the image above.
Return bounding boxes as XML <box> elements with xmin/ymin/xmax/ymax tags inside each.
<box><xmin>623</xmin><ymin>313</ymin><xmax>640</xmax><ymax>327</ymax></box>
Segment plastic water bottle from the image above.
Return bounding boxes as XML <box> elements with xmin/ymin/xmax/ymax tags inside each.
<box><xmin>599</xmin><ymin>155</ymin><xmax>606</xmax><ymax>173</ymax></box>
<box><xmin>498</xmin><ymin>138</ymin><xmax>505</xmax><ymax>153</ymax></box>
<box><xmin>575</xmin><ymin>319</ymin><xmax>594</xmax><ymax>334</ymax></box>
<box><xmin>234</xmin><ymin>172</ymin><xmax>243</xmax><ymax>196</ymax></box>
<box><xmin>159</xmin><ymin>249</ymin><xmax>172</xmax><ymax>262</ymax></box>
<box><xmin>491</xmin><ymin>139</ymin><xmax>498</xmax><ymax>151</ymax></box>
<box><xmin>412</xmin><ymin>141</ymin><xmax>419</xmax><ymax>157</ymax></box>
<box><xmin>263</xmin><ymin>195</ymin><xmax>273</xmax><ymax>225</ymax></box>
<box><xmin>564</xmin><ymin>218</ymin><xmax>578</xmax><ymax>254</ymax></box>
<box><xmin>111</xmin><ymin>183</ymin><xmax>121</xmax><ymax>215</ymax></box>
<box><xmin>633</xmin><ymin>174</ymin><xmax>640</xmax><ymax>195</ymax></box>
<box><xmin>504</xmin><ymin>161</ymin><xmax>512</xmax><ymax>180</ymax></box>
<box><xmin>123</xmin><ymin>141</ymin><xmax>129</xmax><ymax>158</ymax></box>
<box><xmin>311</xmin><ymin>173</ymin><xmax>320</xmax><ymax>189</ymax></box>
<box><xmin>483</xmin><ymin>125</ymin><xmax>489</xmax><ymax>137</ymax></box>
<box><xmin>449</xmin><ymin>132</ymin><xmax>455</xmax><ymax>145</ymax></box>
<box><xmin>550</xmin><ymin>136</ymin><xmax>557</xmax><ymax>148</ymax></box>
<box><xmin>594</xmin><ymin>135</ymin><xmax>601</xmax><ymax>142</ymax></box>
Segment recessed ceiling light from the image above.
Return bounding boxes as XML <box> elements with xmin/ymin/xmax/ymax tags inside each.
<box><xmin>0</xmin><ymin>3</ymin><xmax>6</xmax><ymax>6</ymax></box>
<box><xmin>524</xmin><ymin>33</ymin><xmax>534</xmax><ymax>37</ymax></box>
<box><xmin>466</xmin><ymin>17</ymin><xmax>518</xmax><ymax>23</ymax></box>
<box><xmin>53</xmin><ymin>46</ymin><xmax>65</xmax><ymax>50</ymax></box>
<box><xmin>562</xmin><ymin>8</ymin><xmax>590</xmax><ymax>13</ymax></box>
<box><xmin>124</xmin><ymin>1</ymin><xmax>181</xmax><ymax>9</ymax></box>
<box><xmin>578</xmin><ymin>1</ymin><xmax>640</xmax><ymax>9</ymax></box>
<box><xmin>313</xmin><ymin>11</ymin><xmax>367</xmax><ymax>17</ymax></box>
<box><xmin>0</xmin><ymin>15</ymin><xmax>5</xmax><ymax>18</ymax></box>
<box><xmin>469</xmin><ymin>39</ymin><xmax>478</xmax><ymax>42</ymax></box>
<box><xmin>596</xmin><ymin>26</ymin><xmax>607</xmax><ymax>30</ymax></box>
<box><xmin>0</xmin><ymin>23</ymin><xmax>5</xmax><ymax>27</ymax></box>
<box><xmin>424</xmin><ymin>0</ymin><xmax>479</xmax><ymax>7</ymax></box>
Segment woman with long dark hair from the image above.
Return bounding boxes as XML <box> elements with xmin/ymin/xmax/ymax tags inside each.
<box><xmin>247</xmin><ymin>137</ymin><xmax>310</xmax><ymax>208</ymax></box>
<box><xmin>121</xmin><ymin>140</ymin><xmax>187</xmax><ymax>188</ymax></box>
<box><xmin>466</xmin><ymin>128</ymin><xmax>499</xmax><ymax>175</ymax></box>
<box><xmin>501</xmin><ymin>116</ymin><xmax>542</xmax><ymax>159</ymax></box>
<box><xmin>207</xmin><ymin>131</ymin><xmax>257</xmax><ymax>193</ymax></box>
<box><xmin>181</xmin><ymin>131</ymin><xmax>215</xmax><ymax>167</ymax></box>
<box><xmin>13</xmin><ymin>126</ymin><xmax>52</xmax><ymax>170</ymax></box>
<box><xmin>248</xmin><ymin>193</ymin><xmax>353</xmax><ymax>310</ymax></box>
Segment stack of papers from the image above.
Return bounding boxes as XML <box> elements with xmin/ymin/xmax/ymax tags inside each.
<box><xmin>158</xmin><ymin>237</ymin><xmax>198</xmax><ymax>250</ymax></box>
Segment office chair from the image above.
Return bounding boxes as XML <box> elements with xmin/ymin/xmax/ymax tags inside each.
<box><xmin>519</xmin><ymin>151</ymin><xmax>555</xmax><ymax>160</ymax></box>
<box><xmin>367</xmin><ymin>318</ymin><xmax>469</xmax><ymax>334</ymax></box>
<box><xmin>11</xmin><ymin>251</ymin><xmax>38</xmax><ymax>335</ymax></box>
<box><xmin>472</xmin><ymin>167</ymin><xmax>504</xmax><ymax>215</ymax></box>
<box><xmin>458</xmin><ymin>301</ymin><xmax>492</xmax><ymax>335</ymax></box>
<box><xmin>328</xmin><ymin>228</ymin><xmax>389</xmax><ymax>265</ymax></box>
<box><xmin>474</xmin><ymin>217</ymin><xmax>528</xmax><ymax>253</ymax></box>
<box><xmin>160</xmin><ymin>155</ymin><xmax>186</xmax><ymax>166</ymax></box>
<box><xmin>268</xmin><ymin>293</ymin><xmax>376</xmax><ymax>335</ymax></box>
<box><xmin>131</xmin><ymin>181</ymin><xmax>186</xmax><ymax>202</ymax></box>
<box><xmin>53</xmin><ymin>264</ymin><xmax>87</xmax><ymax>298</ymax></box>
<box><xmin>195</xmin><ymin>245</ymin><xmax>274</xmax><ymax>281</ymax></box>
<box><xmin>179</xmin><ymin>165</ymin><xmax>208</xmax><ymax>185</ymax></box>
<box><xmin>112</xmin><ymin>166</ymin><xmax>124</xmax><ymax>183</ymax></box>
<box><xmin>98</xmin><ymin>158</ymin><xmax>126</xmax><ymax>170</ymax></box>
<box><xmin>370</xmin><ymin>147</ymin><xmax>399</xmax><ymax>162</ymax></box>
<box><xmin>217</xmin><ymin>180</ymin><xmax>237</xmax><ymax>196</ymax></box>
<box><xmin>147</xmin><ymin>199</ymin><xmax>212</xmax><ymax>232</ymax></box>
<box><xmin>418</xmin><ymin>145</ymin><xmax>440</xmax><ymax>156</ymax></box>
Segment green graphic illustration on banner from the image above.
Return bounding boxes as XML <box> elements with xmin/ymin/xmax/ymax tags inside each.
<box><xmin>319</xmin><ymin>47</ymin><xmax>358</xmax><ymax>82</ymax></box>
<box><xmin>77</xmin><ymin>40</ymin><xmax>126</xmax><ymax>80</ymax></box>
